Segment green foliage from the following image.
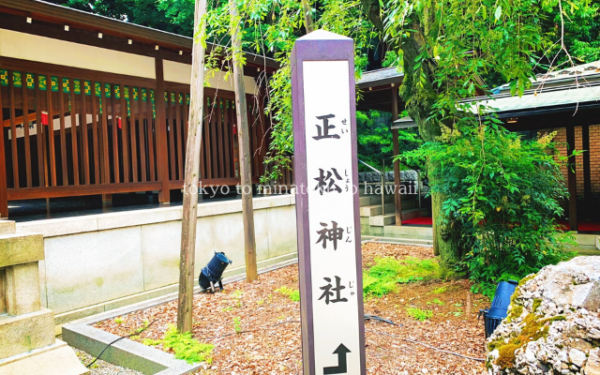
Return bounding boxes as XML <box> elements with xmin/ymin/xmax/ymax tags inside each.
<box><xmin>233</xmin><ymin>317</ymin><xmax>242</xmax><ymax>334</ymax></box>
<box><xmin>402</xmin><ymin>123</ymin><xmax>574</xmax><ymax>287</ymax></box>
<box><xmin>52</xmin><ymin>0</ymin><xmax>598</xmax><ymax>185</ymax></box>
<box><xmin>47</xmin><ymin>0</ymin><xmax>195</xmax><ymax>36</ymax></box>
<box><xmin>143</xmin><ymin>325</ymin><xmax>214</xmax><ymax>365</ymax></box>
<box><xmin>114</xmin><ymin>317</ymin><xmax>123</xmax><ymax>325</ymax></box>
<box><xmin>429</xmin><ymin>298</ymin><xmax>444</xmax><ymax>306</ymax></box>
<box><xmin>430</xmin><ymin>286</ymin><xmax>447</xmax><ymax>294</ymax></box>
<box><xmin>202</xmin><ymin>0</ymin><xmax>376</xmax><ymax>182</ymax></box>
<box><xmin>275</xmin><ymin>286</ymin><xmax>300</xmax><ymax>302</ymax></box>
<box><xmin>407</xmin><ymin>307</ymin><xmax>433</xmax><ymax>321</ymax></box>
<box><xmin>537</xmin><ymin>1</ymin><xmax>600</xmax><ymax>70</ymax></box>
<box><xmin>357</xmin><ymin>110</ymin><xmax>421</xmax><ymax>171</ymax></box>
<box><xmin>363</xmin><ymin>257</ymin><xmax>447</xmax><ymax>297</ymax></box>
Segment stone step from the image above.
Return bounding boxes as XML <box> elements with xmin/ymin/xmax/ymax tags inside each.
<box><xmin>0</xmin><ymin>220</ymin><xmax>15</xmax><ymax>235</ymax></box>
<box><xmin>0</xmin><ymin>338</ymin><xmax>89</xmax><ymax>375</ymax></box>
<box><xmin>369</xmin><ymin>213</ymin><xmax>396</xmax><ymax>227</ymax></box>
<box><xmin>360</xmin><ymin>200</ymin><xmax>421</xmax><ymax>217</ymax></box>
<box><xmin>360</xmin><ymin>203</ymin><xmax>396</xmax><ymax>217</ymax></box>
<box><xmin>0</xmin><ymin>308</ymin><xmax>55</xmax><ymax>359</ymax></box>
<box><xmin>383</xmin><ymin>225</ymin><xmax>434</xmax><ymax>240</ymax></box>
<box><xmin>362</xmin><ymin>235</ymin><xmax>433</xmax><ymax>247</ymax></box>
<box><xmin>359</xmin><ymin>196</ymin><xmax>372</xmax><ymax>206</ymax></box>
<box><xmin>366</xmin><ymin>194</ymin><xmax>395</xmax><ymax>206</ymax></box>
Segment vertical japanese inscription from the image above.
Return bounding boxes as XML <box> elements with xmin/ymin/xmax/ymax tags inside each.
<box><xmin>303</xmin><ymin>60</ymin><xmax>362</xmax><ymax>374</ymax></box>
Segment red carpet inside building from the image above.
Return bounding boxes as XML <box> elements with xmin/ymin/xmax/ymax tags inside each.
<box><xmin>402</xmin><ymin>217</ymin><xmax>433</xmax><ymax>226</ymax></box>
<box><xmin>558</xmin><ymin>221</ymin><xmax>600</xmax><ymax>233</ymax></box>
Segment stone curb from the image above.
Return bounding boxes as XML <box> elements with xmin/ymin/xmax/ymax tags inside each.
<box><xmin>62</xmin><ymin>257</ymin><xmax>299</xmax><ymax>375</ymax></box>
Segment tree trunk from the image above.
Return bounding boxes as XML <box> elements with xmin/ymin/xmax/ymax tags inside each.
<box><xmin>230</xmin><ymin>0</ymin><xmax>258</xmax><ymax>282</ymax></box>
<box><xmin>177</xmin><ymin>0</ymin><xmax>207</xmax><ymax>334</ymax></box>
<box><xmin>301</xmin><ymin>0</ymin><xmax>314</xmax><ymax>33</ymax></box>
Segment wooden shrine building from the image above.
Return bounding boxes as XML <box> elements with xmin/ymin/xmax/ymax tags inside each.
<box><xmin>0</xmin><ymin>0</ymin><xmax>279</xmax><ymax>219</ymax></box>
<box><xmin>356</xmin><ymin>64</ymin><xmax>600</xmax><ymax>234</ymax></box>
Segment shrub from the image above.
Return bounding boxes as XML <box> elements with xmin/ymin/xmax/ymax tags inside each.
<box><xmin>275</xmin><ymin>286</ymin><xmax>300</xmax><ymax>302</ymax></box>
<box><xmin>407</xmin><ymin>307</ymin><xmax>433</xmax><ymax>321</ymax></box>
<box><xmin>402</xmin><ymin>122</ymin><xmax>574</xmax><ymax>288</ymax></box>
<box><xmin>143</xmin><ymin>325</ymin><xmax>213</xmax><ymax>365</ymax></box>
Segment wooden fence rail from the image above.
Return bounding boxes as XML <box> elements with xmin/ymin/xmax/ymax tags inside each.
<box><xmin>0</xmin><ymin>64</ymin><xmax>271</xmax><ymax>217</ymax></box>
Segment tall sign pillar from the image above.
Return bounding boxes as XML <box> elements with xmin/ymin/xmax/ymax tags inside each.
<box><xmin>292</xmin><ymin>30</ymin><xmax>366</xmax><ymax>375</ymax></box>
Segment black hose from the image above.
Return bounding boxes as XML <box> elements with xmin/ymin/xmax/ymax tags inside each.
<box><xmin>86</xmin><ymin>320</ymin><xmax>157</xmax><ymax>368</ymax></box>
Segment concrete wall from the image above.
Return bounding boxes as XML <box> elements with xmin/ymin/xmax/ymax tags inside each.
<box><xmin>16</xmin><ymin>195</ymin><xmax>298</xmax><ymax>326</ymax></box>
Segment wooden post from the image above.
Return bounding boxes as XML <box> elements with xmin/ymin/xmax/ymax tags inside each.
<box><xmin>230</xmin><ymin>0</ymin><xmax>258</xmax><ymax>282</ymax></box>
<box><xmin>566</xmin><ymin>125</ymin><xmax>578</xmax><ymax>232</ymax></box>
<box><xmin>155</xmin><ymin>58</ymin><xmax>171</xmax><ymax>204</ymax></box>
<box><xmin>0</xmin><ymin>86</ymin><xmax>7</xmax><ymax>218</ymax></box>
<box><xmin>391</xmin><ymin>88</ymin><xmax>402</xmax><ymax>226</ymax></box>
<box><xmin>177</xmin><ymin>0</ymin><xmax>207</xmax><ymax>334</ymax></box>
<box><xmin>582</xmin><ymin>124</ymin><xmax>591</xmax><ymax>205</ymax></box>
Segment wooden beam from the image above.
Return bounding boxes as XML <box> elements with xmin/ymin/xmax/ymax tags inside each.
<box><xmin>58</xmin><ymin>76</ymin><xmax>69</xmax><ymax>186</ymax></box>
<box><xmin>230</xmin><ymin>0</ymin><xmax>257</xmax><ymax>282</ymax></box>
<box><xmin>46</xmin><ymin>75</ymin><xmax>57</xmax><ymax>186</ymax></box>
<box><xmin>9</xmin><ymin>72</ymin><xmax>19</xmax><ymax>189</ymax></box>
<box><xmin>7</xmin><ymin>181</ymin><xmax>161</xmax><ymax>200</ymax></box>
<box><xmin>582</xmin><ymin>124</ymin><xmax>592</xmax><ymax>204</ymax></box>
<box><xmin>2</xmin><ymin>112</ymin><xmax>36</xmax><ymax>127</ymax></box>
<box><xmin>69</xmin><ymin>79</ymin><xmax>79</xmax><ymax>186</ymax></box>
<box><xmin>34</xmin><ymin>75</ymin><xmax>46</xmax><ymax>187</ymax></box>
<box><xmin>0</xmin><ymin>81</ymin><xmax>8</xmax><ymax>218</ymax></box>
<box><xmin>566</xmin><ymin>125</ymin><xmax>578</xmax><ymax>232</ymax></box>
<box><xmin>22</xmin><ymin>79</ymin><xmax>32</xmax><ymax>188</ymax></box>
<box><xmin>391</xmin><ymin>88</ymin><xmax>402</xmax><ymax>226</ymax></box>
<box><xmin>155</xmin><ymin>58</ymin><xmax>170</xmax><ymax>204</ymax></box>
<box><xmin>177</xmin><ymin>0</ymin><xmax>207</xmax><ymax>335</ymax></box>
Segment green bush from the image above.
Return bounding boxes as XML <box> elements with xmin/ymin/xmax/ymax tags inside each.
<box><xmin>357</xmin><ymin>110</ymin><xmax>421</xmax><ymax>171</ymax></box>
<box><xmin>143</xmin><ymin>325</ymin><xmax>213</xmax><ymax>365</ymax></box>
<box><xmin>402</xmin><ymin>122</ymin><xmax>574</xmax><ymax>288</ymax></box>
<box><xmin>275</xmin><ymin>286</ymin><xmax>300</xmax><ymax>302</ymax></box>
<box><xmin>407</xmin><ymin>307</ymin><xmax>433</xmax><ymax>321</ymax></box>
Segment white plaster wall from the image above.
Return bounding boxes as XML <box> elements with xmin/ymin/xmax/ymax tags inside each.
<box><xmin>0</xmin><ymin>29</ymin><xmax>155</xmax><ymax>79</ymax></box>
<box><xmin>0</xmin><ymin>30</ymin><xmax>256</xmax><ymax>94</ymax></box>
<box><xmin>164</xmin><ymin>60</ymin><xmax>258</xmax><ymax>95</ymax></box>
<box><xmin>17</xmin><ymin>195</ymin><xmax>298</xmax><ymax>316</ymax></box>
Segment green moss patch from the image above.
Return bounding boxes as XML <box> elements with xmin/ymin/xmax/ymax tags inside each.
<box><xmin>491</xmin><ymin>313</ymin><xmax>566</xmax><ymax>369</ymax></box>
<box><xmin>363</xmin><ymin>257</ymin><xmax>444</xmax><ymax>297</ymax></box>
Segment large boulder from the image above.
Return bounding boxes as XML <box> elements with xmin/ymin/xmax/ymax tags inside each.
<box><xmin>486</xmin><ymin>256</ymin><xmax>600</xmax><ymax>375</ymax></box>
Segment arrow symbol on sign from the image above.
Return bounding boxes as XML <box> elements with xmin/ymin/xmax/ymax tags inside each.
<box><xmin>323</xmin><ymin>344</ymin><xmax>351</xmax><ymax>374</ymax></box>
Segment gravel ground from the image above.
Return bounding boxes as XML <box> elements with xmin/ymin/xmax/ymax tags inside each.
<box><xmin>73</xmin><ymin>348</ymin><xmax>143</xmax><ymax>375</ymax></box>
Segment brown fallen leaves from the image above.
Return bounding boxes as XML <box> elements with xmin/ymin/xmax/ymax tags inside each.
<box><xmin>95</xmin><ymin>243</ymin><xmax>488</xmax><ymax>375</ymax></box>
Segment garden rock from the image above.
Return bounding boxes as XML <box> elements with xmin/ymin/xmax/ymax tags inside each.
<box><xmin>486</xmin><ymin>256</ymin><xmax>600</xmax><ymax>375</ymax></box>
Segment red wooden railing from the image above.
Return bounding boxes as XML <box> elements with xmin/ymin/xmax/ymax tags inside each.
<box><xmin>0</xmin><ymin>59</ymin><xmax>272</xmax><ymax>217</ymax></box>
